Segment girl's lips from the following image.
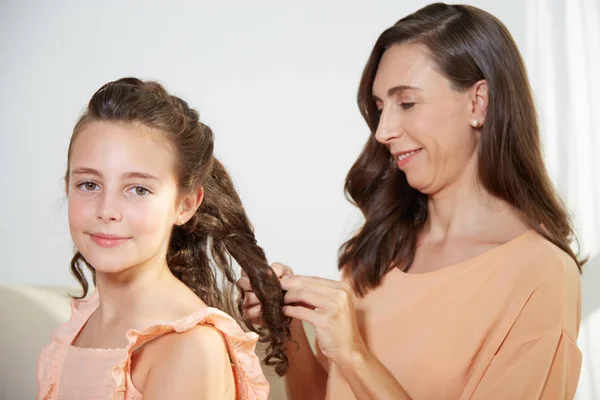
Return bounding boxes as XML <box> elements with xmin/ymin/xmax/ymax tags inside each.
<box><xmin>89</xmin><ymin>233</ymin><xmax>130</xmax><ymax>248</ymax></box>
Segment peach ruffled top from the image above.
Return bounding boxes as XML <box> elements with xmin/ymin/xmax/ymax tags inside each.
<box><xmin>37</xmin><ymin>291</ymin><xmax>269</xmax><ymax>400</ymax></box>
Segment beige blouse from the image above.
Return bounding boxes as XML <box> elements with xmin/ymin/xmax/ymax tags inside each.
<box><xmin>326</xmin><ymin>230</ymin><xmax>582</xmax><ymax>399</ymax></box>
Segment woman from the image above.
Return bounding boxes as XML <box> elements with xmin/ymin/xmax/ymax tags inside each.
<box><xmin>240</xmin><ymin>3</ymin><xmax>583</xmax><ymax>399</ymax></box>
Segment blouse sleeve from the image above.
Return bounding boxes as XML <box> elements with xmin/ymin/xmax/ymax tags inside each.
<box><xmin>466</xmin><ymin>251</ymin><xmax>582</xmax><ymax>400</ymax></box>
<box><xmin>469</xmin><ymin>330</ymin><xmax>581</xmax><ymax>399</ymax></box>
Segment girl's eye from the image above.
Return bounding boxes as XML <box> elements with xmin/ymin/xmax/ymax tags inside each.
<box><xmin>78</xmin><ymin>181</ymin><xmax>99</xmax><ymax>192</ymax></box>
<box><xmin>400</xmin><ymin>102</ymin><xmax>415</xmax><ymax>110</ymax></box>
<box><xmin>128</xmin><ymin>186</ymin><xmax>150</xmax><ymax>196</ymax></box>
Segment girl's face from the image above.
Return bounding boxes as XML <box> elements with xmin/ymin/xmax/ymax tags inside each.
<box><xmin>67</xmin><ymin>121</ymin><xmax>182</xmax><ymax>276</ymax></box>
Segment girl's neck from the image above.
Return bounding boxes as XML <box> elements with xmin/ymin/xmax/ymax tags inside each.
<box><xmin>93</xmin><ymin>258</ymin><xmax>179</xmax><ymax>324</ymax></box>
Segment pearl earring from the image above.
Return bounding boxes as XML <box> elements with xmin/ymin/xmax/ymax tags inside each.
<box><xmin>471</xmin><ymin>120</ymin><xmax>481</xmax><ymax>128</ymax></box>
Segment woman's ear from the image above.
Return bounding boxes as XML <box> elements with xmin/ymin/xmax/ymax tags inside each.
<box><xmin>468</xmin><ymin>79</ymin><xmax>488</xmax><ymax>128</ymax></box>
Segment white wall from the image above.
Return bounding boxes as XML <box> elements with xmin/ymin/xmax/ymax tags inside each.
<box><xmin>0</xmin><ymin>0</ymin><xmax>525</xmax><ymax>285</ymax></box>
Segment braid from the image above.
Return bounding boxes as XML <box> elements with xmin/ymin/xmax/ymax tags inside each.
<box><xmin>168</xmin><ymin>157</ymin><xmax>290</xmax><ymax>375</ymax></box>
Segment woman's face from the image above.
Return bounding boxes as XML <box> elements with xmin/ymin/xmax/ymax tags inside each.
<box><xmin>372</xmin><ymin>43</ymin><xmax>486</xmax><ymax>196</ymax></box>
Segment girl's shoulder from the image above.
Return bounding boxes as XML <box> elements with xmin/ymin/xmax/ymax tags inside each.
<box><xmin>126</xmin><ymin>306</ymin><xmax>270</xmax><ymax>399</ymax></box>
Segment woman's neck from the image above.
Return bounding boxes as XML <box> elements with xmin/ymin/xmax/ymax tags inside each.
<box><xmin>424</xmin><ymin>167</ymin><xmax>528</xmax><ymax>243</ymax></box>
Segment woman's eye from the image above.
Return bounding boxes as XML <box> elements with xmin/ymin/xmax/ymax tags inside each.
<box><xmin>400</xmin><ymin>102</ymin><xmax>415</xmax><ymax>110</ymax></box>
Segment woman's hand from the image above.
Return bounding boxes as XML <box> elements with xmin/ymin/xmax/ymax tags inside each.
<box><xmin>279</xmin><ymin>272</ymin><xmax>367</xmax><ymax>368</ymax></box>
<box><xmin>237</xmin><ymin>262</ymin><xmax>294</xmax><ymax>326</ymax></box>
<box><xmin>240</xmin><ymin>263</ymin><xmax>409</xmax><ymax>399</ymax></box>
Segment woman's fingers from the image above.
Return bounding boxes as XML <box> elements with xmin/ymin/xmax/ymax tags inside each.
<box><xmin>284</xmin><ymin>287</ymin><xmax>328</xmax><ymax>310</ymax></box>
<box><xmin>245</xmin><ymin>304</ymin><xmax>263</xmax><ymax>321</ymax></box>
<box><xmin>281</xmin><ymin>276</ymin><xmax>353</xmax><ymax>307</ymax></box>
<box><xmin>283</xmin><ymin>304</ymin><xmax>319</xmax><ymax>325</ymax></box>
<box><xmin>271</xmin><ymin>262</ymin><xmax>294</xmax><ymax>278</ymax></box>
<box><xmin>237</xmin><ymin>275</ymin><xmax>252</xmax><ymax>292</ymax></box>
<box><xmin>242</xmin><ymin>291</ymin><xmax>260</xmax><ymax>308</ymax></box>
<box><xmin>239</xmin><ymin>262</ymin><xmax>294</xmax><ymax>293</ymax></box>
<box><xmin>281</xmin><ymin>275</ymin><xmax>348</xmax><ymax>291</ymax></box>
<box><xmin>238</xmin><ymin>262</ymin><xmax>299</xmax><ymax>326</ymax></box>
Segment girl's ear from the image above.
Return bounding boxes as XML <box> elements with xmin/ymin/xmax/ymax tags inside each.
<box><xmin>175</xmin><ymin>186</ymin><xmax>204</xmax><ymax>225</ymax></box>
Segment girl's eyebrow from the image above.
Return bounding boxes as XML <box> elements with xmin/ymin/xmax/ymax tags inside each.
<box><xmin>71</xmin><ymin>168</ymin><xmax>158</xmax><ymax>181</ymax></box>
<box><xmin>122</xmin><ymin>172</ymin><xmax>159</xmax><ymax>181</ymax></box>
<box><xmin>71</xmin><ymin>167</ymin><xmax>102</xmax><ymax>177</ymax></box>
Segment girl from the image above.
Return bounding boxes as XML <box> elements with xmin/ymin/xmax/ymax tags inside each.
<box><xmin>37</xmin><ymin>77</ymin><xmax>289</xmax><ymax>399</ymax></box>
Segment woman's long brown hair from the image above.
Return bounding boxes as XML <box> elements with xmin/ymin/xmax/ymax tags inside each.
<box><xmin>340</xmin><ymin>3</ymin><xmax>585</xmax><ymax>296</ymax></box>
<box><xmin>65</xmin><ymin>77</ymin><xmax>290</xmax><ymax>375</ymax></box>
